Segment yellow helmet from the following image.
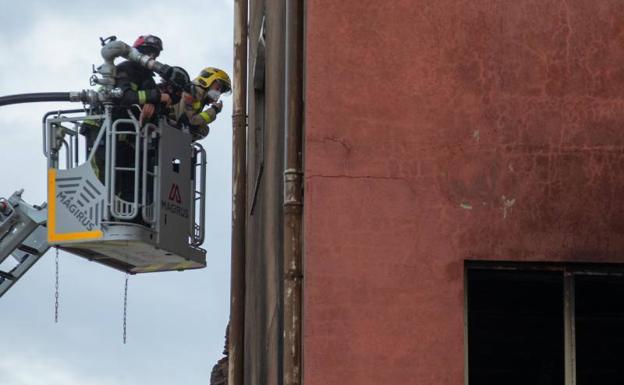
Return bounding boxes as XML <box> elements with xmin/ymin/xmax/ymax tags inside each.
<box><xmin>193</xmin><ymin>67</ymin><xmax>232</xmax><ymax>95</ymax></box>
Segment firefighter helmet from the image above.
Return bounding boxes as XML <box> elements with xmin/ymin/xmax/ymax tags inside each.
<box><xmin>166</xmin><ymin>66</ymin><xmax>191</xmax><ymax>96</ymax></box>
<box><xmin>133</xmin><ymin>35</ymin><xmax>163</xmax><ymax>56</ymax></box>
<box><xmin>193</xmin><ymin>67</ymin><xmax>232</xmax><ymax>95</ymax></box>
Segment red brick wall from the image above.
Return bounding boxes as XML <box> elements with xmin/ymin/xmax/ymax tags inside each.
<box><xmin>304</xmin><ymin>1</ymin><xmax>624</xmax><ymax>384</ymax></box>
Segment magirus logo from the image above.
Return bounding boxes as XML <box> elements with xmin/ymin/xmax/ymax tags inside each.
<box><xmin>168</xmin><ymin>183</ymin><xmax>182</xmax><ymax>203</ymax></box>
<box><xmin>161</xmin><ymin>183</ymin><xmax>188</xmax><ymax>218</ymax></box>
<box><xmin>56</xmin><ymin>176</ymin><xmax>104</xmax><ymax>231</ymax></box>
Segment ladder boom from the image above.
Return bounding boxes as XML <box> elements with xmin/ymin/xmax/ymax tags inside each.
<box><xmin>0</xmin><ymin>191</ymin><xmax>50</xmax><ymax>298</ymax></box>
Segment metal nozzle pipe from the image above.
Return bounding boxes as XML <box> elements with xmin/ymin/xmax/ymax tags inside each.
<box><xmin>101</xmin><ymin>40</ymin><xmax>172</xmax><ymax>79</ymax></box>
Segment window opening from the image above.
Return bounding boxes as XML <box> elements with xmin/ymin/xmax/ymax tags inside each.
<box><xmin>467</xmin><ymin>269</ymin><xmax>564</xmax><ymax>385</ymax></box>
<box><xmin>466</xmin><ymin>264</ymin><xmax>624</xmax><ymax>385</ymax></box>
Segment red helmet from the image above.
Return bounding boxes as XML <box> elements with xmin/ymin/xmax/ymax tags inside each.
<box><xmin>132</xmin><ymin>35</ymin><xmax>163</xmax><ymax>56</ymax></box>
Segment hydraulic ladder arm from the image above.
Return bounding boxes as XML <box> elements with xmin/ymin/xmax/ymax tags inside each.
<box><xmin>0</xmin><ymin>190</ymin><xmax>50</xmax><ymax>298</ymax></box>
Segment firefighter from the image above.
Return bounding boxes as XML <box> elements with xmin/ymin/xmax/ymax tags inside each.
<box><xmin>115</xmin><ymin>34</ymin><xmax>172</xmax><ymax>119</ymax></box>
<box><xmin>171</xmin><ymin>67</ymin><xmax>232</xmax><ymax>140</ymax></box>
<box><xmin>114</xmin><ymin>35</ymin><xmax>173</xmax><ymax>205</ymax></box>
<box><xmin>82</xmin><ymin>35</ymin><xmax>171</xmax><ymax>180</ymax></box>
<box><xmin>156</xmin><ymin>66</ymin><xmax>190</xmax><ymax>122</ymax></box>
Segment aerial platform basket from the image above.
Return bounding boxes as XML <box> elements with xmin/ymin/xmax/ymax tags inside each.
<box><xmin>43</xmin><ymin>106</ymin><xmax>207</xmax><ymax>273</ymax></box>
<box><xmin>0</xmin><ymin>38</ymin><xmax>213</xmax><ymax>297</ymax></box>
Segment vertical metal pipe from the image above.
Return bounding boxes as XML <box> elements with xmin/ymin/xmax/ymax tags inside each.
<box><xmin>230</xmin><ymin>0</ymin><xmax>248</xmax><ymax>384</ymax></box>
<box><xmin>266</xmin><ymin>0</ymin><xmax>288</xmax><ymax>380</ymax></box>
<box><xmin>283</xmin><ymin>0</ymin><xmax>304</xmax><ymax>383</ymax></box>
<box><xmin>262</xmin><ymin>0</ymin><xmax>286</xmax><ymax>381</ymax></box>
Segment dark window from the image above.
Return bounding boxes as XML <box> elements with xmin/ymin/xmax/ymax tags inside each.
<box><xmin>467</xmin><ymin>266</ymin><xmax>624</xmax><ymax>385</ymax></box>
<box><xmin>468</xmin><ymin>270</ymin><xmax>564</xmax><ymax>385</ymax></box>
<box><xmin>576</xmin><ymin>275</ymin><xmax>624</xmax><ymax>385</ymax></box>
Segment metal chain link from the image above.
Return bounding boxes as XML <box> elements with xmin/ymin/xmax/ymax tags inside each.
<box><xmin>123</xmin><ymin>273</ymin><xmax>129</xmax><ymax>344</ymax></box>
<box><xmin>54</xmin><ymin>248</ymin><xmax>59</xmax><ymax>323</ymax></box>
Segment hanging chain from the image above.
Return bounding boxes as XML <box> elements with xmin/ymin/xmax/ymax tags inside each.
<box><xmin>54</xmin><ymin>248</ymin><xmax>59</xmax><ymax>323</ymax></box>
<box><xmin>123</xmin><ymin>273</ymin><xmax>129</xmax><ymax>344</ymax></box>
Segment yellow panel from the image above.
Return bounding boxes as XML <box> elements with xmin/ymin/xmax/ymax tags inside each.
<box><xmin>47</xmin><ymin>168</ymin><xmax>103</xmax><ymax>243</ymax></box>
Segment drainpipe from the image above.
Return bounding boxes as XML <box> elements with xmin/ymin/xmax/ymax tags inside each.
<box><xmin>283</xmin><ymin>0</ymin><xmax>304</xmax><ymax>383</ymax></box>
<box><xmin>230</xmin><ymin>0</ymin><xmax>248</xmax><ymax>384</ymax></box>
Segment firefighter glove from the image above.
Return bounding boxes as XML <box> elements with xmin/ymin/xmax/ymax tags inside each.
<box><xmin>211</xmin><ymin>101</ymin><xmax>223</xmax><ymax>114</ymax></box>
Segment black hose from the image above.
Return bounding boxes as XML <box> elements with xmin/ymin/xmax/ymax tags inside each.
<box><xmin>0</xmin><ymin>92</ymin><xmax>71</xmax><ymax>107</ymax></box>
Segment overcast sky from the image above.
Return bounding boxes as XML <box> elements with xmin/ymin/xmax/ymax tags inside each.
<box><xmin>0</xmin><ymin>2</ymin><xmax>233</xmax><ymax>384</ymax></box>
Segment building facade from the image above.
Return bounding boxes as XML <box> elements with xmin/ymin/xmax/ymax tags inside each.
<box><xmin>232</xmin><ymin>1</ymin><xmax>624</xmax><ymax>384</ymax></box>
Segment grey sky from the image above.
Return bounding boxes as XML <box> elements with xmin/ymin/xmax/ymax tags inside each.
<box><xmin>0</xmin><ymin>2</ymin><xmax>233</xmax><ymax>384</ymax></box>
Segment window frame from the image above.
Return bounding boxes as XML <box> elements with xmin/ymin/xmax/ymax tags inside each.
<box><xmin>465</xmin><ymin>261</ymin><xmax>624</xmax><ymax>385</ymax></box>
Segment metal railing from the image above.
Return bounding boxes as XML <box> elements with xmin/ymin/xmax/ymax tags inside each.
<box><xmin>42</xmin><ymin>108</ymin><xmax>206</xmax><ymax>246</ymax></box>
<box><xmin>45</xmin><ymin>111</ymin><xmax>100</xmax><ymax>170</ymax></box>
<box><xmin>109</xmin><ymin>110</ymin><xmax>141</xmax><ymax>220</ymax></box>
<box><xmin>190</xmin><ymin>142</ymin><xmax>207</xmax><ymax>246</ymax></box>
<box><xmin>141</xmin><ymin>122</ymin><xmax>158</xmax><ymax>224</ymax></box>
